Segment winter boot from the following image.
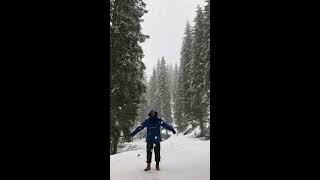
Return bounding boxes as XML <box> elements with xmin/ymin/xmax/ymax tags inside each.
<box><xmin>144</xmin><ymin>163</ymin><xmax>151</xmax><ymax>171</ymax></box>
<box><xmin>156</xmin><ymin>162</ymin><xmax>160</xmax><ymax>171</ymax></box>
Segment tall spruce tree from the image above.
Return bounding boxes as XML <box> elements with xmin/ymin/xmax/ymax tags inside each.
<box><xmin>110</xmin><ymin>0</ymin><xmax>148</xmax><ymax>154</ymax></box>
<box><xmin>164</xmin><ymin>58</ymin><xmax>173</xmax><ymax>124</ymax></box>
<box><xmin>190</xmin><ymin>5</ymin><xmax>207</xmax><ymax>134</ymax></box>
<box><xmin>157</xmin><ymin>57</ymin><xmax>172</xmax><ymax>136</ymax></box>
<box><xmin>137</xmin><ymin>75</ymin><xmax>148</xmax><ymax>140</ymax></box>
<box><xmin>168</xmin><ymin>63</ymin><xmax>175</xmax><ymax>101</ymax></box>
<box><xmin>154</xmin><ymin>59</ymin><xmax>161</xmax><ymax>112</ymax></box>
<box><xmin>180</xmin><ymin>21</ymin><xmax>194</xmax><ymax>128</ymax></box>
<box><xmin>174</xmin><ymin>22</ymin><xmax>194</xmax><ymax>132</ymax></box>
<box><xmin>174</xmin><ymin>63</ymin><xmax>186</xmax><ymax>132</ymax></box>
<box><xmin>138</xmin><ymin>75</ymin><xmax>149</xmax><ymax>120</ymax></box>
<box><xmin>147</xmin><ymin>68</ymin><xmax>158</xmax><ymax>111</ymax></box>
<box><xmin>171</xmin><ymin>63</ymin><xmax>179</xmax><ymax>123</ymax></box>
<box><xmin>202</xmin><ymin>0</ymin><xmax>211</xmax><ymax>120</ymax></box>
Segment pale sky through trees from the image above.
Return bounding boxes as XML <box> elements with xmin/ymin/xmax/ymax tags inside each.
<box><xmin>141</xmin><ymin>0</ymin><xmax>206</xmax><ymax>80</ymax></box>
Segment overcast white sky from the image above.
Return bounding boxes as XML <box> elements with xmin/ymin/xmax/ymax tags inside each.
<box><xmin>141</xmin><ymin>0</ymin><xmax>206</xmax><ymax>80</ymax></box>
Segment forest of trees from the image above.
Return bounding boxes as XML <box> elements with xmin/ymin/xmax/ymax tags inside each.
<box><xmin>110</xmin><ymin>0</ymin><xmax>211</xmax><ymax>154</ymax></box>
<box><xmin>143</xmin><ymin>2</ymin><xmax>211</xmax><ymax>137</ymax></box>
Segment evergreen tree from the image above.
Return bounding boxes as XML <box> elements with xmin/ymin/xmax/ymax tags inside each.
<box><xmin>158</xmin><ymin>57</ymin><xmax>165</xmax><ymax>116</ymax></box>
<box><xmin>110</xmin><ymin>0</ymin><xmax>149</xmax><ymax>154</ymax></box>
<box><xmin>159</xmin><ymin>57</ymin><xmax>172</xmax><ymax>124</ymax></box>
<box><xmin>147</xmin><ymin>68</ymin><xmax>158</xmax><ymax>111</ymax></box>
<box><xmin>171</xmin><ymin>63</ymin><xmax>179</xmax><ymax>123</ymax></box>
<box><xmin>137</xmin><ymin>75</ymin><xmax>148</xmax><ymax>140</ymax></box>
<box><xmin>174</xmin><ymin>64</ymin><xmax>186</xmax><ymax>132</ymax></box>
<box><xmin>168</xmin><ymin>63</ymin><xmax>175</xmax><ymax>101</ymax></box>
<box><xmin>180</xmin><ymin>21</ymin><xmax>194</xmax><ymax>128</ymax></box>
<box><xmin>156</xmin><ymin>57</ymin><xmax>172</xmax><ymax>137</ymax></box>
<box><xmin>202</xmin><ymin>0</ymin><xmax>211</xmax><ymax>119</ymax></box>
<box><xmin>154</xmin><ymin>59</ymin><xmax>161</xmax><ymax>112</ymax></box>
<box><xmin>190</xmin><ymin>5</ymin><xmax>207</xmax><ymax>135</ymax></box>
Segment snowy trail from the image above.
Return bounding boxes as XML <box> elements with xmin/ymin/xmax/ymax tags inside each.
<box><xmin>110</xmin><ymin>134</ymin><xmax>210</xmax><ymax>180</ymax></box>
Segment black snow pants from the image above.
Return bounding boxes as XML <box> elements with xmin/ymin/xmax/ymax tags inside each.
<box><xmin>146</xmin><ymin>142</ymin><xmax>160</xmax><ymax>163</ymax></box>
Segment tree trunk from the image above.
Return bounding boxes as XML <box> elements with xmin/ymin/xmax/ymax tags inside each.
<box><xmin>199</xmin><ymin>120</ymin><xmax>204</xmax><ymax>136</ymax></box>
<box><xmin>112</xmin><ymin>139</ymin><xmax>118</xmax><ymax>155</ymax></box>
<box><xmin>110</xmin><ymin>142</ymin><xmax>112</xmax><ymax>154</ymax></box>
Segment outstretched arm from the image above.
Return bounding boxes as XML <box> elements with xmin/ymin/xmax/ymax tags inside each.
<box><xmin>130</xmin><ymin>120</ymin><xmax>147</xmax><ymax>137</ymax></box>
<box><xmin>160</xmin><ymin>119</ymin><xmax>176</xmax><ymax>134</ymax></box>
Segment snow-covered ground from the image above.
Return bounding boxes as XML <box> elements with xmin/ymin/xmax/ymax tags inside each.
<box><xmin>110</xmin><ymin>134</ymin><xmax>210</xmax><ymax>180</ymax></box>
<box><xmin>116</xmin><ymin>138</ymin><xmax>146</xmax><ymax>154</ymax></box>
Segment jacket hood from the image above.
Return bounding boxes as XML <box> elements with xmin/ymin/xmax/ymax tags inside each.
<box><xmin>148</xmin><ymin>109</ymin><xmax>158</xmax><ymax>117</ymax></box>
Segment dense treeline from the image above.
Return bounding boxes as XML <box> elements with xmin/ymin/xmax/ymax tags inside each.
<box><xmin>174</xmin><ymin>1</ymin><xmax>211</xmax><ymax>136</ymax></box>
<box><xmin>143</xmin><ymin>1</ymin><xmax>211</xmax><ymax>136</ymax></box>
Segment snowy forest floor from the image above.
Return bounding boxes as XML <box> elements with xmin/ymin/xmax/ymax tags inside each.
<box><xmin>110</xmin><ymin>133</ymin><xmax>210</xmax><ymax>180</ymax></box>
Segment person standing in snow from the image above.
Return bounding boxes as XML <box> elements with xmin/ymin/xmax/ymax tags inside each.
<box><xmin>130</xmin><ymin>109</ymin><xmax>176</xmax><ymax>171</ymax></box>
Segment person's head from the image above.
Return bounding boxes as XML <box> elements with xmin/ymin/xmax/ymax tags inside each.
<box><xmin>148</xmin><ymin>109</ymin><xmax>158</xmax><ymax>117</ymax></box>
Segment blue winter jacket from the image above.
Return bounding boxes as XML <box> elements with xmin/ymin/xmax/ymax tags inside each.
<box><xmin>130</xmin><ymin>116</ymin><xmax>176</xmax><ymax>143</ymax></box>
